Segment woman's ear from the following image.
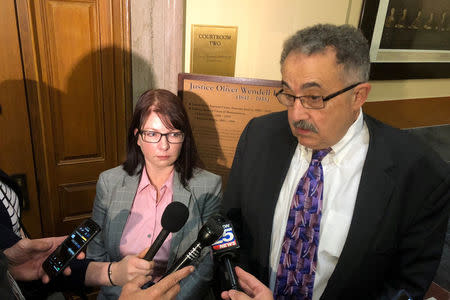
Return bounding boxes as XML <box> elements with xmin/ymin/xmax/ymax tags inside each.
<box><xmin>134</xmin><ymin>129</ymin><xmax>141</xmax><ymax>147</ymax></box>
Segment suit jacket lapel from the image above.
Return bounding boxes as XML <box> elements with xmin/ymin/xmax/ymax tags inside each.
<box><xmin>266</xmin><ymin>131</ymin><xmax>297</xmax><ymax>220</ymax></box>
<box><xmin>168</xmin><ymin>172</ymin><xmax>192</xmax><ymax>266</ymax></box>
<box><xmin>258</xmin><ymin>114</ymin><xmax>297</xmax><ymax>282</ymax></box>
<box><xmin>321</xmin><ymin>115</ymin><xmax>396</xmax><ymax>298</ymax></box>
<box><xmin>107</xmin><ymin>172</ymin><xmax>140</xmax><ymax>260</ymax></box>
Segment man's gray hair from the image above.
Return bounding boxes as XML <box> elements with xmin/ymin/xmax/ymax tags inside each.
<box><xmin>280</xmin><ymin>24</ymin><xmax>370</xmax><ymax>82</ymax></box>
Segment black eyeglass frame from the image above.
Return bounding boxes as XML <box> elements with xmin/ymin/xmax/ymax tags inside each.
<box><xmin>275</xmin><ymin>82</ymin><xmax>364</xmax><ymax>109</ymax></box>
<box><xmin>138</xmin><ymin>130</ymin><xmax>185</xmax><ymax>144</ymax></box>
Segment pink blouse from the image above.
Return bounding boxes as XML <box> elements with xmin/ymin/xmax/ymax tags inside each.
<box><xmin>119</xmin><ymin>167</ymin><xmax>174</xmax><ymax>278</ymax></box>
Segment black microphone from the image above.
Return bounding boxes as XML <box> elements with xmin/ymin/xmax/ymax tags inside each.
<box><xmin>143</xmin><ymin>201</ymin><xmax>189</xmax><ymax>261</ymax></box>
<box><xmin>211</xmin><ymin>215</ymin><xmax>241</xmax><ymax>291</ymax></box>
<box><xmin>141</xmin><ymin>215</ymin><xmax>224</xmax><ymax>290</ymax></box>
<box><xmin>164</xmin><ymin>215</ymin><xmax>224</xmax><ymax>274</ymax></box>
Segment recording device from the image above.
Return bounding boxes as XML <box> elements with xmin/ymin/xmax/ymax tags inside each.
<box><xmin>211</xmin><ymin>215</ymin><xmax>241</xmax><ymax>291</ymax></box>
<box><xmin>143</xmin><ymin>201</ymin><xmax>189</xmax><ymax>261</ymax></box>
<box><xmin>165</xmin><ymin>215</ymin><xmax>224</xmax><ymax>274</ymax></box>
<box><xmin>42</xmin><ymin>218</ymin><xmax>100</xmax><ymax>278</ymax></box>
<box><xmin>141</xmin><ymin>216</ymin><xmax>224</xmax><ymax>289</ymax></box>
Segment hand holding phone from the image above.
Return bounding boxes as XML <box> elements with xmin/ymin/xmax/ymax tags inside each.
<box><xmin>5</xmin><ymin>236</ymin><xmax>68</xmax><ymax>283</ymax></box>
<box><xmin>42</xmin><ymin>218</ymin><xmax>101</xmax><ymax>278</ymax></box>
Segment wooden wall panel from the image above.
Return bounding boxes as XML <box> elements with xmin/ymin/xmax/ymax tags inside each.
<box><xmin>58</xmin><ymin>181</ymin><xmax>96</xmax><ymax>232</ymax></box>
<box><xmin>46</xmin><ymin>1</ymin><xmax>105</xmax><ymax>162</ymax></box>
<box><xmin>363</xmin><ymin>97</ymin><xmax>450</xmax><ymax>129</ymax></box>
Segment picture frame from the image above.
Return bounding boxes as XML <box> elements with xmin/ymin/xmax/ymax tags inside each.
<box><xmin>359</xmin><ymin>0</ymin><xmax>450</xmax><ymax>80</ymax></box>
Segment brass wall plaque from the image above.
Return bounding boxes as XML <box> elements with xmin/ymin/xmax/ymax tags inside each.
<box><xmin>190</xmin><ymin>25</ymin><xmax>238</xmax><ymax>77</ymax></box>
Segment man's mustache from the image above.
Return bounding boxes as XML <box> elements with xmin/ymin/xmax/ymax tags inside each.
<box><xmin>292</xmin><ymin>120</ymin><xmax>318</xmax><ymax>133</ymax></box>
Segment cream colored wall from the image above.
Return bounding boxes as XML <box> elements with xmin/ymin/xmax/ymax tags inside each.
<box><xmin>184</xmin><ymin>0</ymin><xmax>450</xmax><ymax>101</ymax></box>
<box><xmin>185</xmin><ymin>0</ymin><xmax>354</xmax><ymax>80</ymax></box>
<box><xmin>369</xmin><ymin>79</ymin><xmax>450</xmax><ymax>101</ymax></box>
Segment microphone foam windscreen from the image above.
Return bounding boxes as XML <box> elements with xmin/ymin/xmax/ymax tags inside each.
<box><xmin>161</xmin><ymin>202</ymin><xmax>189</xmax><ymax>232</ymax></box>
<box><xmin>206</xmin><ymin>215</ymin><xmax>226</xmax><ymax>236</ymax></box>
<box><xmin>200</xmin><ymin>216</ymin><xmax>225</xmax><ymax>245</ymax></box>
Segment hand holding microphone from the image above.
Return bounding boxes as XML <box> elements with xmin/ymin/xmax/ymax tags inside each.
<box><xmin>141</xmin><ymin>209</ymin><xmax>224</xmax><ymax>289</ymax></box>
<box><xmin>105</xmin><ymin>202</ymin><xmax>188</xmax><ymax>287</ymax></box>
<box><xmin>143</xmin><ymin>202</ymin><xmax>189</xmax><ymax>261</ymax></box>
<box><xmin>211</xmin><ymin>215</ymin><xmax>241</xmax><ymax>291</ymax></box>
<box><xmin>139</xmin><ymin>202</ymin><xmax>189</xmax><ymax>290</ymax></box>
<box><xmin>220</xmin><ymin>267</ymin><xmax>274</xmax><ymax>300</ymax></box>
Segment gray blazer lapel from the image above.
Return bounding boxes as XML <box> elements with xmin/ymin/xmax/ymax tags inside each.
<box><xmin>107</xmin><ymin>173</ymin><xmax>140</xmax><ymax>260</ymax></box>
<box><xmin>168</xmin><ymin>172</ymin><xmax>193</xmax><ymax>266</ymax></box>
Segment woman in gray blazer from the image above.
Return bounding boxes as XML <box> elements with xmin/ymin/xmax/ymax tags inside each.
<box><xmin>85</xmin><ymin>89</ymin><xmax>222</xmax><ymax>299</ymax></box>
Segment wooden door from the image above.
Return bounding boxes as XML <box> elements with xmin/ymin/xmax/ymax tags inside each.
<box><xmin>15</xmin><ymin>0</ymin><xmax>132</xmax><ymax>235</ymax></box>
<box><xmin>0</xmin><ymin>0</ymin><xmax>42</xmax><ymax>238</ymax></box>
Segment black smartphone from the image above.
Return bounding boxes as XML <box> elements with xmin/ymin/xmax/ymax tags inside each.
<box><xmin>42</xmin><ymin>218</ymin><xmax>101</xmax><ymax>278</ymax></box>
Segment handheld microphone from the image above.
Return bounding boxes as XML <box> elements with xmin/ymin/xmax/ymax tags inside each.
<box><xmin>143</xmin><ymin>201</ymin><xmax>189</xmax><ymax>261</ymax></box>
<box><xmin>211</xmin><ymin>215</ymin><xmax>241</xmax><ymax>291</ymax></box>
<box><xmin>164</xmin><ymin>215</ymin><xmax>224</xmax><ymax>274</ymax></box>
<box><xmin>141</xmin><ymin>215</ymin><xmax>224</xmax><ymax>290</ymax></box>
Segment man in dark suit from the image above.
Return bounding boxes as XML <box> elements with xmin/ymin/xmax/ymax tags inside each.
<box><xmin>223</xmin><ymin>24</ymin><xmax>449</xmax><ymax>299</ymax></box>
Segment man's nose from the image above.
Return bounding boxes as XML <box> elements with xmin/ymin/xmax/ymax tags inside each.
<box><xmin>291</xmin><ymin>98</ymin><xmax>309</xmax><ymax>118</ymax></box>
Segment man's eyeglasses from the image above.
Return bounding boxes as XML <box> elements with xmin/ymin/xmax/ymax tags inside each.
<box><xmin>139</xmin><ymin>130</ymin><xmax>185</xmax><ymax>144</ymax></box>
<box><xmin>275</xmin><ymin>82</ymin><xmax>364</xmax><ymax>109</ymax></box>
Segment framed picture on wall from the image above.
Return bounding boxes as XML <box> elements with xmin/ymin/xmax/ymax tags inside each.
<box><xmin>359</xmin><ymin>0</ymin><xmax>450</xmax><ymax>79</ymax></box>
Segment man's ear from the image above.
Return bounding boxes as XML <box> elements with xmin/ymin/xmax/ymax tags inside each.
<box><xmin>353</xmin><ymin>82</ymin><xmax>371</xmax><ymax>109</ymax></box>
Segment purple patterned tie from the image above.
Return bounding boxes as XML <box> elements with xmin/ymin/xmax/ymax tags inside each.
<box><xmin>274</xmin><ymin>148</ymin><xmax>331</xmax><ymax>300</ymax></box>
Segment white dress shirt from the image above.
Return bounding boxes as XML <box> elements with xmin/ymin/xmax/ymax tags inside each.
<box><xmin>269</xmin><ymin>109</ymin><xmax>369</xmax><ymax>299</ymax></box>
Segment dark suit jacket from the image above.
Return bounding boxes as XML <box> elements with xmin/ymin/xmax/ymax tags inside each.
<box><xmin>223</xmin><ymin>111</ymin><xmax>449</xmax><ymax>299</ymax></box>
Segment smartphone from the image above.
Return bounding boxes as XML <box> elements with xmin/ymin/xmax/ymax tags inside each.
<box><xmin>42</xmin><ymin>218</ymin><xmax>101</xmax><ymax>278</ymax></box>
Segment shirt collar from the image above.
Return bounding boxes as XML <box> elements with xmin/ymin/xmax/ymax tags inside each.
<box><xmin>137</xmin><ymin>166</ymin><xmax>175</xmax><ymax>193</ymax></box>
<box><xmin>331</xmin><ymin>108</ymin><xmax>364</xmax><ymax>157</ymax></box>
<box><xmin>298</xmin><ymin>108</ymin><xmax>364</xmax><ymax>163</ymax></box>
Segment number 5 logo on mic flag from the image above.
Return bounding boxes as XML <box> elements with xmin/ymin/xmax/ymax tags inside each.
<box><xmin>212</xmin><ymin>223</ymin><xmax>239</xmax><ymax>253</ymax></box>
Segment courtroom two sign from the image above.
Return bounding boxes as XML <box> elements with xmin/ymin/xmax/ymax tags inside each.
<box><xmin>190</xmin><ymin>25</ymin><xmax>238</xmax><ymax>76</ymax></box>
